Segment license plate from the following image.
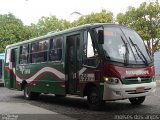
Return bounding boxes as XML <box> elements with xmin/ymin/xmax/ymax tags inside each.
<box><xmin>136</xmin><ymin>87</ymin><xmax>145</xmax><ymax>93</ymax></box>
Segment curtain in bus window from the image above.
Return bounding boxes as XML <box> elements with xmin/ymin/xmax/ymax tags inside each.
<box><xmin>49</xmin><ymin>36</ymin><xmax>63</xmax><ymax>61</ymax></box>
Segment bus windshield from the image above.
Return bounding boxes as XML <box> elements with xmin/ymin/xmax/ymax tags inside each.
<box><xmin>102</xmin><ymin>26</ymin><xmax>152</xmax><ymax>65</ymax></box>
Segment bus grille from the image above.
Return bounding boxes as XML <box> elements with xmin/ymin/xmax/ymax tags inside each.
<box><xmin>122</xmin><ymin>77</ymin><xmax>152</xmax><ymax>85</ymax></box>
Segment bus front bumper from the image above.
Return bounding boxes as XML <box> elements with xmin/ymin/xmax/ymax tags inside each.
<box><xmin>102</xmin><ymin>82</ymin><xmax>156</xmax><ymax>101</ymax></box>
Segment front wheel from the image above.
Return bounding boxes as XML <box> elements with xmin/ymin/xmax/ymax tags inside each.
<box><xmin>129</xmin><ymin>96</ymin><xmax>145</xmax><ymax>105</ymax></box>
<box><xmin>24</xmin><ymin>86</ymin><xmax>40</xmax><ymax>100</ymax></box>
<box><xmin>87</xmin><ymin>87</ymin><xmax>104</xmax><ymax>110</ymax></box>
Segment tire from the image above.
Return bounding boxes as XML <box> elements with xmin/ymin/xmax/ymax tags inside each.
<box><xmin>129</xmin><ymin>96</ymin><xmax>145</xmax><ymax>105</ymax></box>
<box><xmin>87</xmin><ymin>87</ymin><xmax>104</xmax><ymax>110</ymax></box>
<box><xmin>24</xmin><ymin>85</ymin><xmax>40</xmax><ymax>100</ymax></box>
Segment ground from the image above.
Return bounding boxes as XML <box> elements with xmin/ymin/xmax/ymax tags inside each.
<box><xmin>0</xmin><ymin>84</ymin><xmax>160</xmax><ymax>120</ymax></box>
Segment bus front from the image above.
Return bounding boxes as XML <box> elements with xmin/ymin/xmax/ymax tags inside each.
<box><xmin>98</xmin><ymin>25</ymin><xmax>156</xmax><ymax>104</ymax></box>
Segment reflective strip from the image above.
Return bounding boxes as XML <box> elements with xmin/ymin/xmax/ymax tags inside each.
<box><xmin>16</xmin><ymin>67</ymin><xmax>65</xmax><ymax>83</ymax></box>
<box><xmin>79</xmin><ymin>67</ymin><xmax>87</xmax><ymax>76</ymax></box>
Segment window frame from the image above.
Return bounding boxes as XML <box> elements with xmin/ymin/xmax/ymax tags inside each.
<box><xmin>19</xmin><ymin>44</ymin><xmax>29</xmax><ymax>65</ymax></box>
<box><xmin>82</xmin><ymin>30</ymin><xmax>100</xmax><ymax>68</ymax></box>
<box><xmin>49</xmin><ymin>36</ymin><xmax>63</xmax><ymax>62</ymax></box>
<box><xmin>29</xmin><ymin>39</ymin><xmax>49</xmax><ymax>64</ymax></box>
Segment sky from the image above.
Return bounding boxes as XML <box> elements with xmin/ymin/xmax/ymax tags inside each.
<box><xmin>0</xmin><ymin>0</ymin><xmax>153</xmax><ymax>25</ymax></box>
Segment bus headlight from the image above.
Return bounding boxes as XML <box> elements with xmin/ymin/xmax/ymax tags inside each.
<box><xmin>104</xmin><ymin>77</ymin><xmax>120</xmax><ymax>85</ymax></box>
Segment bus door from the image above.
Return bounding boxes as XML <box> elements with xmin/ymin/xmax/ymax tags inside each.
<box><xmin>10</xmin><ymin>48</ymin><xmax>18</xmax><ymax>88</ymax></box>
<box><xmin>66</xmin><ymin>34</ymin><xmax>80</xmax><ymax>94</ymax></box>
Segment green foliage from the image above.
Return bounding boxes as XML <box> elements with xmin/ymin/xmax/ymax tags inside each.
<box><xmin>73</xmin><ymin>10</ymin><xmax>113</xmax><ymax>26</ymax></box>
<box><xmin>24</xmin><ymin>10</ymin><xmax>113</xmax><ymax>41</ymax></box>
<box><xmin>0</xmin><ymin>13</ymin><xmax>25</xmax><ymax>52</ymax></box>
<box><xmin>0</xmin><ymin>14</ymin><xmax>72</xmax><ymax>52</ymax></box>
<box><xmin>23</xmin><ymin>10</ymin><xmax>113</xmax><ymax>41</ymax></box>
<box><xmin>36</xmin><ymin>16</ymin><xmax>72</xmax><ymax>36</ymax></box>
<box><xmin>116</xmin><ymin>1</ymin><xmax>160</xmax><ymax>55</ymax></box>
<box><xmin>0</xmin><ymin>2</ymin><xmax>159</xmax><ymax>56</ymax></box>
<box><xmin>23</xmin><ymin>24</ymin><xmax>39</xmax><ymax>40</ymax></box>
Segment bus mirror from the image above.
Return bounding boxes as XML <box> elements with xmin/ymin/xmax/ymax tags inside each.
<box><xmin>98</xmin><ymin>30</ymin><xmax>104</xmax><ymax>44</ymax></box>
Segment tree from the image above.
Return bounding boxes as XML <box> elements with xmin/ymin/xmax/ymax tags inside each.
<box><xmin>23</xmin><ymin>23</ymin><xmax>40</xmax><ymax>40</ymax></box>
<box><xmin>23</xmin><ymin>10</ymin><xmax>113</xmax><ymax>40</ymax></box>
<box><xmin>36</xmin><ymin>16</ymin><xmax>72</xmax><ymax>36</ymax></box>
<box><xmin>73</xmin><ymin>10</ymin><xmax>114</xmax><ymax>26</ymax></box>
<box><xmin>0</xmin><ymin>13</ymin><xmax>25</xmax><ymax>52</ymax></box>
<box><xmin>116</xmin><ymin>1</ymin><xmax>160</xmax><ymax>56</ymax></box>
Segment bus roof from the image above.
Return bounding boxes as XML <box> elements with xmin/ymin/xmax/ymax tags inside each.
<box><xmin>0</xmin><ymin>53</ymin><xmax>5</xmax><ymax>60</ymax></box>
<box><xmin>5</xmin><ymin>23</ymin><xmax>123</xmax><ymax>49</ymax></box>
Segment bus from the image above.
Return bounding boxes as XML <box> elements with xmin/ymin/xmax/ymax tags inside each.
<box><xmin>0</xmin><ymin>53</ymin><xmax>5</xmax><ymax>84</ymax></box>
<box><xmin>4</xmin><ymin>23</ymin><xmax>156</xmax><ymax>110</ymax></box>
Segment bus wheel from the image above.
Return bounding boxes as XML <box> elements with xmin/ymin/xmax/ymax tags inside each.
<box><xmin>87</xmin><ymin>87</ymin><xmax>104</xmax><ymax>110</ymax></box>
<box><xmin>24</xmin><ymin>86</ymin><xmax>40</xmax><ymax>100</ymax></box>
<box><xmin>129</xmin><ymin>96</ymin><xmax>145</xmax><ymax>105</ymax></box>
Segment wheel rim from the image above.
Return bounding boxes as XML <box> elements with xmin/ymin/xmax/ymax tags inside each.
<box><xmin>90</xmin><ymin>92</ymin><xmax>99</xmax><ymax>105</ymax></box>
<box><xmin>25</xmin><ymin>87</ymin><xmax>30</xmax><ymax>98</ymax></box>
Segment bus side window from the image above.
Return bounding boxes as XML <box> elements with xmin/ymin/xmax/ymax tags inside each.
<box><xmin>30</xmin><ymin>42</ymin><xmax>38</xmax><ymax>63</ymax></box>
<box><xmin>30</xmin><ymin>40</ymin><xmax>49</xmax><ymax>63</ymax></box>
<box><xmin>83</xmin><ymin>31</ymin><xmax>99</xmax><ymax>68</ymax></box>
<box><xmin>49</xmin><ymin>36</ymin><xmax>63</xmax><ymax>61</ymax></box>
<box><xmin>19</xmin><ymin>44</ymin><xmax>29</xmax><ymax>64</ymax></box>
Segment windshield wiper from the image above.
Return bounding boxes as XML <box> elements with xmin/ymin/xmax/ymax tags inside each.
<box><xmin>129</xmin><ymin>37</ymin><xmax>148</xmax><ymax>66</ymax></box>
<box><xmin>121</xmin><ymin>36</ymin><xmax>129</xmax><ymax>66</ymax></box>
